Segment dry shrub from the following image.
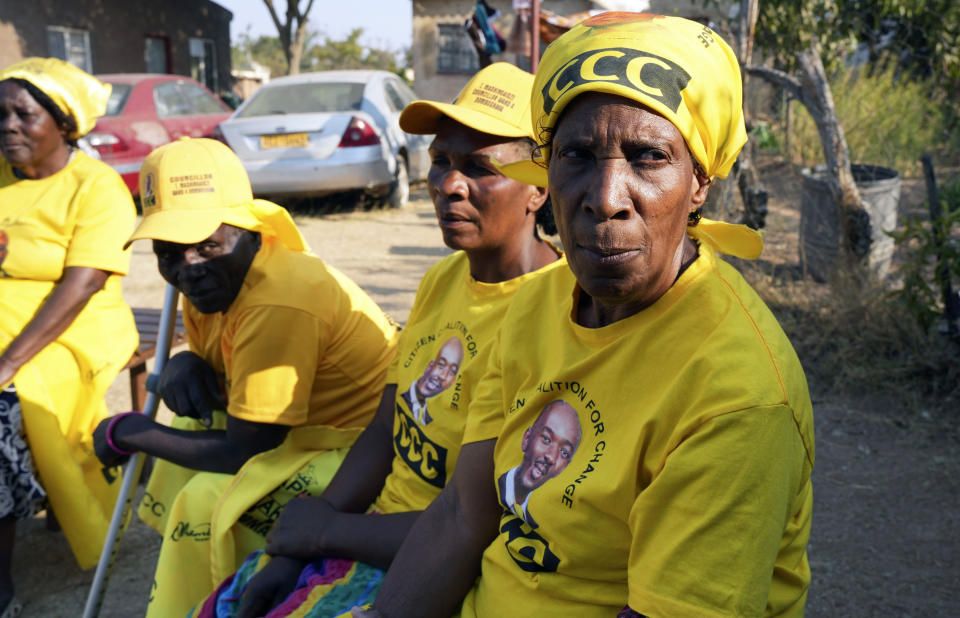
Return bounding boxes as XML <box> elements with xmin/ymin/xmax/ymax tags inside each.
<box><xmin>785</xmin><ymin>64</ymin><xmax>952</xmax><ymax>175</ymax></box>
<box><xmin>741</xmin><ymin>265</ymin><xmax>960</xmax><ymax>412</ymax></box>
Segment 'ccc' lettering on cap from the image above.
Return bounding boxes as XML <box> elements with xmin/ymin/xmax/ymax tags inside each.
<box><xmin>541</xmin><ymin>48</ymin><xmax>691</xmax><ymax>115</ymax></box>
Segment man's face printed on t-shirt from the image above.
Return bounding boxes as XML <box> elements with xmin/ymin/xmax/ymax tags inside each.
<box><xmin>414</xmin><ymin>336</ymin><xmax>463</xmax><ymax>401</ymax></box>
<box><xmin>518</xmin><ymin>400</ymin><xmax>582</xmax><ymax>497</ymax></box>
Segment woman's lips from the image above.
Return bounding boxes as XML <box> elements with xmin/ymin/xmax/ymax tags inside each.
<box><xmin>437</xmin><ymin>211</ymin><xmax>473</xmax><ymax>229</ymax></box>
<box><xmin>579</xmin><ymin>245</ymin><xmax>641</xmax><ymax>265</ymax></box>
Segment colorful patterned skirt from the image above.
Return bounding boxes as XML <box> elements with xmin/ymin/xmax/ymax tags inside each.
<box><xmin>0</xmin><ymin>385</ymin><xmax>46</xmax><ymax>520</ymax></box>
<box><xmin>190</xmin><ymin>549</ymin><xmax>383</xmax><ymax>618</ymax></box>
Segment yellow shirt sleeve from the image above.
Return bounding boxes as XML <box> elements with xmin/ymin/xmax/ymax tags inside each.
<box><xmin>461</xmin><ymin>327</ymin><xmax>505</xmax><ymax>444</ymax></box>
<box><xmin>225</xmin><ymin>304</ymin><xmax>325</xmax><ymax>426</ymax></box>
<box><xmin>386</xmin><ymin>260</ymin><xmax>436</xmax><ymax>384</ymax></box>
<box><xmin>64</xmin><ymin>164</ymin><xmax>136</xmax><ymax>275</ymax></box>
<box><xmin>627</xmin><ymin>404</ymin><xmax>811</xmax><ymax>617</ymax></box>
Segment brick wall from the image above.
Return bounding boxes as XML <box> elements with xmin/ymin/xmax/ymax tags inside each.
<box><xmin>0</xmin><ymin>0</ymin><xmax>232</xmax><ymax>94</ymax></box>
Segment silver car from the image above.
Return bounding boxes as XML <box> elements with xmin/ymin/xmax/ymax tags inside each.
<box><xmin>217</xmin><ymin>70</ymin><xmax>431</xmax><ymax>207</ymax></box>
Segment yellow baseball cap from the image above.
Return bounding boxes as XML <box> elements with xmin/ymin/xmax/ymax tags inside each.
<box><xmin>399</xmin><ymin>62</ymin><xmax>535</xmax><ymax>139</ymax></box>
<box><xmin>126</xmin><ymin>137</ymin><xmax>307</xmax><ymax>252</ymax></box>
<box><xmin>0</xmin><ymin>57</ymin><xmax>111</xmax><ymax>138</ymax></box>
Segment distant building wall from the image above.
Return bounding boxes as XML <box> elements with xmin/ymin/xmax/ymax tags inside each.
<box><xmin>0</xmin><ymin>0</ymin><xmax>232</xmax><ymax>94</ymax></box>
<box><xmin>411</xmin><ymin>0</ymin><xmax>738</xmax><ymax>103</ymax></box>
<box><xmin>412</xmin><ymin>0</ymin><xmax>592</xmax><ymax>102</ymax></box>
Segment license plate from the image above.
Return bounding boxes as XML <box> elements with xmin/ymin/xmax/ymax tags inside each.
<box><xmin>260</xmin><ymin>133</ymin><xmax>308</xmax><ymax>149</ymax></box>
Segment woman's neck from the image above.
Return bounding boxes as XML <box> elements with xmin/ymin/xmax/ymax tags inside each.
<box><xmin>14</xmin><ymin>143</ymin><xmax>73</xmax><ymax>180</ymax></box>
<box><xmin>576</xmin><ymin>236</ymin><xmax>699</xmax><ymax>328</ymax></box>
<box><xmin>467</xmin><ymin>235</ymin><xmax>558</xmax><ymax>284</ymax></box>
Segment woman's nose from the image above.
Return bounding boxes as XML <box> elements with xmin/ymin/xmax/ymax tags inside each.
<box><xmin>580</xmin><ymin>160</ymin><xmax>633</xmax><ymax>221</ymax></box>
<box><xmin>435</xmin><ymin>168</ymin><xmax>469</xmax><ymax>200</ymax></box>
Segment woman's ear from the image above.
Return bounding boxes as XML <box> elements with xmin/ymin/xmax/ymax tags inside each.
<box><xmin>690</xmin><ymin>167</ymin><xmax>711</xmax><ymax>209</ymax></box>
<box><xmin>527</xmin><ymin>185</ymin><xmax>549</xmax><ymax>214</ymax></box>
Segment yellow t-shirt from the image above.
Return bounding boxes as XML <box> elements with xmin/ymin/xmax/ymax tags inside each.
<box><xmin>0</xmin><ymin>151</ymin><xmax>133</xmax><ymax>280</ymax></box>
<box><xmin>462</xmin><ymin>246</ymin><xmax>815</xmax><ymax>618</ymax></box>
<box><xmin>0</xmin><ymin>151</ymin><xmax>137</xmax><ymax>568</ymax></box>
<box><xmin>373</xmin><ymin>250</ymin><xmax>565</xmax><ymax>515</ymax></box>
<box><xmin>184</xmin><ymin>237</ymin><xmax>398</xmax><ymax>428</ymax></box>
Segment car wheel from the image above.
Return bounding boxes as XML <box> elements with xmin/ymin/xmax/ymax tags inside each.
<box><xmin>387</xmin><ymin>153</ymin><xmax>410</xmax><ymax>209</ymax></box>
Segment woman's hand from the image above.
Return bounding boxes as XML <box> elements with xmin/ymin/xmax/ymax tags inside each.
<box><xmin>265</xmin><ymin>496</ymin><xmax>338</xmax><ymax>560</ymax></box>
<box><xmin>157</xmin><ymin>351</ymin><xmax>226</xmax><ymax>426</ymax></box>
<box><xmin>236</xmin><ymin>555</ymin><xmax>307</xmax><ymax>618</ymax></box>
<box><xmin>91</xmin><ymin>413</ymin><xmax>146</xmax><ymax>467</ymax></box>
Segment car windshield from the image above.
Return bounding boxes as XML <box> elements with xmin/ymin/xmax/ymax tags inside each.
<box><xmin>103</xmin><ymin>84</ymin><xmax>133</xmax><ymax>116</ymax></box>
<box><xmin>236</xmin><ymin>82</ymin><xmax>365</xmax><ymax>118</ymax></box>
<box><xmin>154</xmin><ymin>81</ymin><xmax>227</xmax><ymax>118</ymax></box>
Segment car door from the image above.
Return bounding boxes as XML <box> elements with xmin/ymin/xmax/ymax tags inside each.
<box><xmin>153</xmin><ymin>79</ymin><xmax>231</xmax><ymax>140</ymax></box>
<box><xmin>382</xmin><ymin>78</ymin><xmax>431</xmax><ymax>181</ymax></box>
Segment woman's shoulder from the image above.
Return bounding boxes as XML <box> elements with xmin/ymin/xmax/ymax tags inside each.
<box><xmin>67</xmin><ymin>151</ymin><xmax>128</xmax><ymax>185</ymax></box>
<box><xmin>424</xmin><ymin>251</ymin><xmax>467</xmax><ymax>281</ymax></box>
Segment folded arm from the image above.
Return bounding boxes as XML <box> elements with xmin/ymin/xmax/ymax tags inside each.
<box><xmin>0</xmin><ymin>266</ymin><xmax>109</xmax><ymax>386</ymax></box>
<box><xmin>97</xmin><ymin>409</ymin><xmax>289</xmax><ymax>474</ymax></box>
<box><xmin>370</xmin><ymin>438</ymin><xmax>501</xmax><ymax>618</ymax></box>
<box><xmin>266</xmin><ymin>384</ymin><xmax>422</xmax><ymax>569</ymax></box>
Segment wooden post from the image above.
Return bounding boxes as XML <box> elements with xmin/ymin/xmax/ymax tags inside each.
<box><xmin>921</xmin><ymin>154</ymin><xmax>960</xmax><ymax>338</ymax></box>
<box><xmin>531</xmin><ymin>0</ymin><xmax>540</xmax><ymax>73</ymax></box>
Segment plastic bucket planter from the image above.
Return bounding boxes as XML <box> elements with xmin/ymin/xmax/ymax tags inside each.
<box><xmin>800</xmin><ymin>164</ymin><xmax>901</xmax><ymax>281</ymax></box>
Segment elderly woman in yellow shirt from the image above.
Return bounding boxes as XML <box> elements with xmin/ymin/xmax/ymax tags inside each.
<box><xmin>0</xmin><ymin>58</ymin><xmax>138</xmax><ymax>616</ymax></box>
<box><xmin>360</xmin><ymin>13</ymin><xmax>814</xmax><ymax>618</ymax></box>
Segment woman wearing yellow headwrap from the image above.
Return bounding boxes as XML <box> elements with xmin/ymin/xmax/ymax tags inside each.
<box><xmin>0</xmin><ymin>58</ymin><xmax>137</xmax><ymax>615</ymax></box>
<box><xmin>359</xmin><ymin>13</ymin><xmax>814</xmax><ymax>618</ymax></box>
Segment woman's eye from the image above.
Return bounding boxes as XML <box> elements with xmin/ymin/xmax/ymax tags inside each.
<box><xmin>631</xmin><ymin>148</ymin><xmax>668</xmax><ymax>163</ymax></box>
<box><xmin>430</xmin><ymin>154</ymin><xmax>448</xmax><ymax>167</ymax></box>
<box><xmin>467</xmin><ymin>161</ymin><xmax>494</xmax><ymax>176</ymax></box>
<box><xmin>557</xmin><ymin>147</ymin><xmax>589</xmax><ymax>161</ymax></box>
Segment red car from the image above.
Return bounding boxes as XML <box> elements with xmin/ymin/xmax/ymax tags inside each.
<box><xmin>86</xmin><ymin>74</ymin><xmax>232</xmax><ymax>195</ymax></box>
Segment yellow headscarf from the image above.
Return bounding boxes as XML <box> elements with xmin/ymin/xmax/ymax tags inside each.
<box><xmin>500</xmin><ymin>12</ymin><xmax>761</xmax><ymax>259</ymax></box>
<box><xmin>0</xmin><ymin>57</ymin><xmax>111</xmax><ymax>138</ymax></box>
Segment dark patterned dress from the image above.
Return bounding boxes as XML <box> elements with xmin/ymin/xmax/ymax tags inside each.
<box><xmin>0</xmin><ymin>385</ymin><xmax>46</xmax><ymax>519</ymax></box>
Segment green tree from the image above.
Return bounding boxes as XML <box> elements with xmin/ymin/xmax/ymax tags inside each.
<box><xmin>746</xmin><ymin>0</ymin><xmax>960</xmax><ymax>271</ymax></box>
<box><xmin>262</xmin><ymin>0</ymin><xmax>316</xmax><ymax>75</ymax></box>
<box><xmin>232</xmin><ymin>31</ymin><xmax>287</xmax><ymax>77</ymax></box>
<box><xmin>305</xmin><ymin>28</ymin><xmax>403</xmax><ymax>75</ymax></box>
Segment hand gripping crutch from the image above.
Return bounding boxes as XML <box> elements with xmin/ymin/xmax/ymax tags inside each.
<box><xmin>83</xmin><ymin>283</ymin><xmax>180</xmax><ymax>618</ymax></box>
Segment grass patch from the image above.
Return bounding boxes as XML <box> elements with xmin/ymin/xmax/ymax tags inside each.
<box><xmin>741</xmin><ymin>265</ymin><xmax>960</xmax><ymax>414</ymax></box>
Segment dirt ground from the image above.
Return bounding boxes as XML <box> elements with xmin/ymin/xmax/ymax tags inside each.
<box><xmin>13</xmin><ymin>175</ymin><xmax>960</xmax><ymax>616</ymax></box>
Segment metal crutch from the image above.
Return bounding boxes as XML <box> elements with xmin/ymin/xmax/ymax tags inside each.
<box><xmin>83</xmin><ymin>283</ymin><xmax>180</xmax><ymax>618</ymax></box>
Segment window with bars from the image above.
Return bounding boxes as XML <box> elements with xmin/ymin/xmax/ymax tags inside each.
<box><xmin>46</xmin><ymin>26</ymin><xmax>92</xmax><ymax>73</ymax></box>
<box><xmin>436</xmin><ymin>23</ymin><xmax>479</xmax><ymax>74</ymax></box>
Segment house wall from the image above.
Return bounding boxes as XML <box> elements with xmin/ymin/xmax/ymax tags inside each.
<box><xmin>410</xmin><ymin>0</ymin><xmax>740</xmax><ymax>103</ymax></box>
<box><xmin>412</xmin><ymin>0</ymin><xmax>592</xmax><ymax>102</ymax></box>
<box><xmin>0</xmin><ymin>0</ymin><xmax>231</xmax><ymax>93</ymax></box>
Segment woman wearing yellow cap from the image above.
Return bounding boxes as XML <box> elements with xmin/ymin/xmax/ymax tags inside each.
<box><xmin>187</xmin><ymin>62</ymin><xmax>565</xmax><ymax>618</ymax></box>
<box><xmin>0</xmin><ymin>58</ymin><xmax>137</xmax><ymax>615</ymax></box>
<box><xmin>361</xmin><ymin>13</ymin><xmax>814</xmax><ymax>618</ymax></box>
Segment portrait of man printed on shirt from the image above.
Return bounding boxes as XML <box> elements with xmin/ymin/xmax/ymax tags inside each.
<box><xmin>497</xmin><ymin>399</ymin><xmax>582</xmax><ymax>529</ymax></box>
<box><xmin>401</xmin><ymin>336</ymin><xmax>464</xmax><ymax>426</ymax></box>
